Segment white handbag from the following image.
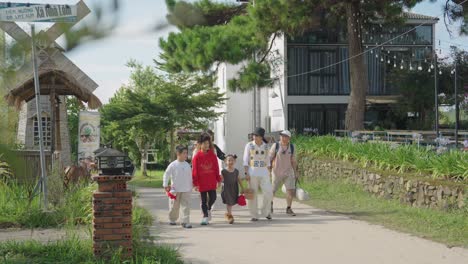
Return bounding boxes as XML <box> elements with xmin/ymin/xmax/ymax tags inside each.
<box><xmin>296</xmin><ymin>187</ymin><xmax>310</xmax><ymax>201</ymax></box>
<box><xmin>281</xmin><ymin>183</ymin><xmax>310</xmax><ymax>201</ymax></box>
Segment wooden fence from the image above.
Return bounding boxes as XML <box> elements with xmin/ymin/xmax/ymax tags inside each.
<box><xmin>13</xmin><ymin>150</ymin><xmax>52</xmax><ymax>184</ymax></box>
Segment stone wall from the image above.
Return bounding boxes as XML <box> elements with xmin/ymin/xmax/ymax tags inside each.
<box><xmin>298</xmin><ymin>156</ymin><xmax>467</xmax><ymax>210</ymax></box>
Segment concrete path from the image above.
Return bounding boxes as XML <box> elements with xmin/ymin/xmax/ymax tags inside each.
<box><xmin>0</xmin><ymin>227</ymin><xmax>88</xmax><ymax>243</ymax></box>
<box><xmin>136</xmin><ymin>187</ymin><xmax>468</xmax><ymax>264</ymax></box>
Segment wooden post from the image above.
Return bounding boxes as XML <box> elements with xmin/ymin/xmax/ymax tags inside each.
<box><xmin>49</xmin><ymin>77</ymin><xmax>56</xmax><ymax>154</ymax></box>
<box><xmin>92</xmin><ymin>175</ymin><xmax>133</xmax><ymax>259</ymax></box>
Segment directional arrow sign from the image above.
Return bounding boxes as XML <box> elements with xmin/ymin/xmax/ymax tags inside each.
<box><xmin>0</xmin><ymin>2</ymin><xmax>77</xmax><ymax>22</ymax></box>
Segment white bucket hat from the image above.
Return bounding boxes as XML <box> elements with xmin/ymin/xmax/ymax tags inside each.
<box><xmin>280</xmin><ymin>130</ymin><xmax>292</xmax><ymax>137</ymax></box>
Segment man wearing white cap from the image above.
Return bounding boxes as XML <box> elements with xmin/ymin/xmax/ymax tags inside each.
<box><xmin>269</xmin><ymin>130</ymin><xmax>298</xmax><ymax>216</ymax></box>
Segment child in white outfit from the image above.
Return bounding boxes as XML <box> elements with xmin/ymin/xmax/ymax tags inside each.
<box><xmin>163</xmin><ymin>145</ymin><xmax>193</xmax><ymax>228</ymax></box>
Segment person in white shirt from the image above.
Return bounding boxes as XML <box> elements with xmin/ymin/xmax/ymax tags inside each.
<box><xmin>163</xmin><ymin>145</ymin><xmax>193</xmax><ymax>229</ymax></box>
<box><xmin>243</xmin><ymin>127</ymin><xmax>273</xmax><ymax>221</ymax></box>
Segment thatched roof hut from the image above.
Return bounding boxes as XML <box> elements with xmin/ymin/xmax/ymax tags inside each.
<box><xmin>4</xmin><ymin>69</ymin><xmax>102</xmax><ymax>110</ymax></box>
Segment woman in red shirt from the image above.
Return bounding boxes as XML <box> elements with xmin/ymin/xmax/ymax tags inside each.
<box><xmin>192</xmin><ymin>133</ymin><xmax>221</xmax><ymax>225</ymax></box>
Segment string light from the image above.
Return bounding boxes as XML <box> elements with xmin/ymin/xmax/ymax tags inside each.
<box><xmin>410</xmin><ymin>63</ymin><xmax>413</xmax><ymax>71</ymax></box>
<box><xmin>418</xmin><ymin>63</ymin><xmax>422</xmax><ymax>71</ymax></box>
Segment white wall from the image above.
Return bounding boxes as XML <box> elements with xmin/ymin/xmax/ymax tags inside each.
<box><xmin>213</xmin><ymin>62</ymin><xmax>254</xmax><ymax>171</ymax></box>
<box><xmin>268</xmin><ymin>34</ymin><xmax>287</xmax><ymax>132</ymax></box>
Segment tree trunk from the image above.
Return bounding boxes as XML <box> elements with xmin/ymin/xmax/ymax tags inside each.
<box><xmin>169</xmin><ymin>129</ymin><xmax>175</xmax><ymax>161</ymax></box>
<box><xmin>140</xmin><ymin>143</ymin><xmax>148</xmax><ymax>177</ymax></box>
<box><xmin>345</xmin><ymin>1</ymin><xmax>368</xmax><ymax>131</ymax></box>
<box><xmin>136</xmin><ymin>137</ymin><xmax>148</xmax><ymax>177</ymax></box>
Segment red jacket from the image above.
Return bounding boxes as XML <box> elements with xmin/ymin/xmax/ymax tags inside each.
<box><xmin>192</xmin><ymin>149</ymin><xmax>221</xmax><ymax>192</ymax></box>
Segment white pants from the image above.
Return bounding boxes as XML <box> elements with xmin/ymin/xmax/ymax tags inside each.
<box><xmin>169</xmin><ymin>192</ymin><xmax>191</xmax><ymax>224</ymax></box>
<box><xmin>248</xmin><ymin>176</ymin><xmax>273</xmax><ymax>218</ymax></box>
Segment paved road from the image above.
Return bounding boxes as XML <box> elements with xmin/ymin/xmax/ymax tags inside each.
<box><xmin>136</xmin><ymin>187</ymin><xmax>468</xmax><ymax>264</ymax></box>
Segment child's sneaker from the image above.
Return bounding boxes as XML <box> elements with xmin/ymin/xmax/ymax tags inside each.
<box><xmin>169</xmin><ymin>221</ymin><xmax>177</xmax><ymax>226</ymax></box>
<box><xmin>208</xmin><ymin>210</ymin><xmax>212</xmax><ymax>221</ymax></box>
<box><xmin>182</xmin><ymin>223</ymin><xmax>192</xmax><ymax>229</ymax></box>
<box><xmin>227</xmin><ymin>214</ymin><xmax>234</xmax><ymax>224</ymax></box>
<box><xmin>201</xmin><ymin>217</ymin><xmax>209</xmax><ymax>225</ymax></box>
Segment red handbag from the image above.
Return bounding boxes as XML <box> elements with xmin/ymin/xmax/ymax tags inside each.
<box><xmin>166</xmin><ymin>190</ymin><xmax>176</xmax><ymax>200</ymax></box>
<box><xmin>237</xmin><ymin>194</ymin><xmax>247</xmax><ymax>206</ymax></box>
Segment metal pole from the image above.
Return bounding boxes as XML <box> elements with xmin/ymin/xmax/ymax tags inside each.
<box><xmin>434</xmin><ymin>52</ymin><xmax>439</xmax><ymax>136</ymax></box>
<box><xmin>454</xmin><ymin>58</ymin><xmax>459</xmax><ymax>149</ymax></box>
<box><xmin>31</xmin><ymin>24</ymin><xmax>47</xmax><ymax>209</ymax></box>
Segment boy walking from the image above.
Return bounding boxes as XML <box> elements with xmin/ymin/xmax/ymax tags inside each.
<box><xmin>163</xmin><ymin>145</ymin><xmax>193</xmax><ymax>228</ymax></box>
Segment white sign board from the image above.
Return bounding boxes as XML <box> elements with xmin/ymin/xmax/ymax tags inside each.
<box><xmin>0</xmin><ymin>2</ymin><xmax>77</xmax><ymax>22</ymax></box>
<box><xmin>78</xmin><ymin>111</ymin><xmax>100</xmax><ymax>162</ymax></box>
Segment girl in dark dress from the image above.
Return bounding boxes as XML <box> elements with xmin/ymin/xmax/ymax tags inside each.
<box><xmin>221</xmin><ymin>154</ymin><xmax>243</xmax><ymax>224</ymax></box>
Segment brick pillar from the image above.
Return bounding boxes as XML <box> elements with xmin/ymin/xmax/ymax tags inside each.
<box><xmin>92</xmin><ymin>175</ymin><xmax>133</xmax><ymax>259</ymax></box>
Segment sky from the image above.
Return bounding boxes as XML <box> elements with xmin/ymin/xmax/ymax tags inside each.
<box><xmin>7</xmin><ymin>0</ymin><xmax>468</xmax><ymax>104</ymax></box>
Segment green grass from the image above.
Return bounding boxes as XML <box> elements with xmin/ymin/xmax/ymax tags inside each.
<box><xmin>294</xmin><ymin>136</ymin><xmax>468</xmax><ymax>180</ymax></box>
<box><xmin>0</xmin><ymin>205</ymin><xmax>183</xmax><ymax>264</ymax></box>
<box><xmin>0</xmin><ymin>182</ymin><xmax>94</xmax><ymax>228</ymax></box>
<box><xmin>129</xmin><ymin>170</ymin><xmax>164</xmax><ymax>188</ymax></box>
<box><xmin>299</xmin><ymin>178</ymin><xmax>468</xmax><ymax>247</ymax></box>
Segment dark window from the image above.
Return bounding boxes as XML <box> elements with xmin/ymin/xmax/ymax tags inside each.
<box><xmin>288</xmin><ymin>45</ymin><xmax>432</xmax><ymax>96</ymax></box>
<box><xmin>288</xmin><ymin>104</ymin><xmax>347</xmax><ymax>135</ymax></box>
<box><xmin>288</xmin><ymin>47</ymin><xmax>349</xmax><ymax>95</ymax></box>
<box><xmin>288</xmin><ymin>25</ymin><xmax>433</xmax><ymax>45</ymax></box>
<box><xmin>363</xmin><ymin>25</ymin><xmax>433</xmax><ymax>45</ymax></box>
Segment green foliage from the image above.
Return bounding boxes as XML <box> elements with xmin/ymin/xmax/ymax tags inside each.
<box><xmin>0</xmin><ymin>182</ymin><xmax>94</xmax><ymax>228</ymax></box>
<box><xmin>0</xmin><ymin>237</ymin><xmax>183</xmax><ymax>264</ymax></box>
<box><xmin>101</xmin><ymin>62</ymin><xmax>225</xmax><ymax>164</ymax></box>
<box><xmin>228</xmin><ymin>61</ymin><xmax>273</xmax><ymax>92</ymax></box>
<box><xmin>165</xmin><ymin>0</ymin><xmax>243</xmax><ymax>29</ymax></box>
<box><xmin>301</xmin><ymin>178</ymin><xmax>468</xmax><ymax>247</ymax></box>
<box><xmin>0</xmin><ymin>91</ymin><xmax>18</xmax><ymax>147</ymax></box>
<box><xmin>0</xmin><ymin>156</ymin><xmax>13</xmax><ymax>181</ymax></box>
<box><xmin>0</xmin><ymin>205</ymin><xmax>182</xmax><ymax>264</ymax></box>
<box><xmin>295</xmin><ymin>136</ymin><xmax>468</xmax><ymax>180</ymax></box>
<box><xmin>158</xmin><ymin>14</ymin><xmax>266</xmax><ymax>73</ymax></box>
<box><xmin>67</xmin><ymin>97</ymin><xmax>85</xmax><ymax>164</ymax></box>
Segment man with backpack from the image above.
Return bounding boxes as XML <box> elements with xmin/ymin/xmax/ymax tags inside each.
<box><xmin>270</xmin><ymin>130</ymin><xmax>298</xmax><ymax>216</ymax></box>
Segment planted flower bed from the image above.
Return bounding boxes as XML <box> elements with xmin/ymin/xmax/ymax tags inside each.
<box><xmin>295</xmin><ymin>136</ymin><xmax>468</xmax><ymax>180</ymax></box>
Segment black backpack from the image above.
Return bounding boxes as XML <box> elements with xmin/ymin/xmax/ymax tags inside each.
<box><xmin>272</xmin><ymin>141</ymin><xmax>295</xmax><ymax>161</ymax></box>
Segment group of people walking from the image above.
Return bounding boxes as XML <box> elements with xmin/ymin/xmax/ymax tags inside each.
<box><xmin>162</xmin><ymin>127</ymin><xmax>298</xmax><ymax>228</ymax></box>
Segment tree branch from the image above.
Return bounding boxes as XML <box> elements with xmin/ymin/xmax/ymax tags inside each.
<box><xmin>258</xmin><ymin>33</ymin><xmax>278</xmax><ymax>64</ymax></box>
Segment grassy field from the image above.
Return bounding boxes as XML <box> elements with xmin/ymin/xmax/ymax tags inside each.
<box><xmin>129</xmin><ymin>169</ymin><xmax>164</xmax><ymax>188</ymax></box>
<box><xmin>298</xmin><ymin>178</ymin><xmax>468</xmax><ymax>248</ymax></box>
<box><xmin>0</xmin><ymin>182</ymin><xmax>94</xmax><ymax>228</ymax></box>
